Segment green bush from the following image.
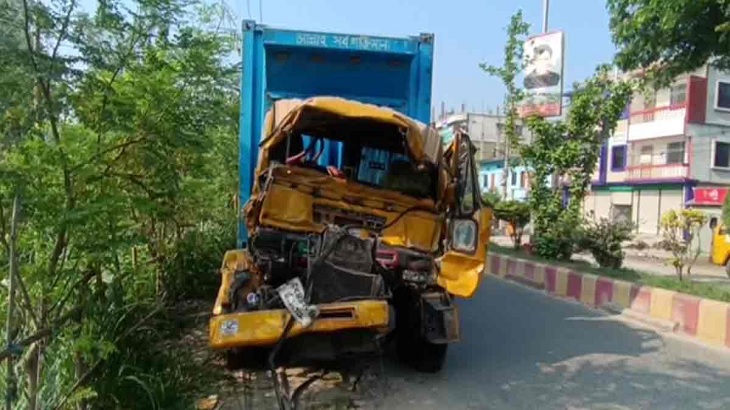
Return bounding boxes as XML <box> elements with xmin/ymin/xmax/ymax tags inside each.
<box><xmin>482</xmin><ymin>191</ymin><xmax>502</xmax><ymax>207</ymax></box>
<box><xmin>161</xmin><ymin>221</ymin><xmax>236</xmax><ymax>302</ymax></box>
<box><xmin>577</xmin><ymin>218</ymin><xmax>635</xmax><ymax>268</ymax></box>
<box><xmin>532</xmin><ymin>216</ymin><xmax>580</xmax><ymax>261</ymax></box>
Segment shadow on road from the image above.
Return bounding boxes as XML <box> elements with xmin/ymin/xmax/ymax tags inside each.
<box><xmin>378</xmin><ymin>276</ymin><xmax>730</xmax><ymax>409</ymax></box>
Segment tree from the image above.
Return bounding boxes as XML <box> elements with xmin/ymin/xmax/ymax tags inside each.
<box><xmin>0</xmin><ymin>0</ymin><xmax>240</xmax><ymax>408</ymax></box>
<box><xmin>494</xmin><ymin>200</ymin><xmax>530</xmax><ymax>249</ymax></box>
<box><xmin>480</xmin><ymin>10</ymin><xmax>529</xmax><ymax>196</ymax></box>
<box><xmin>607</xmin><ymin>0</ymin><xmax>730</xmax><ymax>85</ymax></box>
<box><xmin>659</xmin><ymin>209</ymin><xmax>708</xmax><ymax>281</ymax></box>
<box><xmin>524</xmin><ymin>67</ymin><xmax>634</xmax><ymax>260</ymax></box>
<box><xmin>481</xmin><ymin>191</ymin><xmax>502</xmax><ymax>207</ymax></box>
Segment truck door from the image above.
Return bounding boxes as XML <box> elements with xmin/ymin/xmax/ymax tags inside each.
<box><xmin>437</xmin><ymin>132</ymin><xmax>493</xmax><ymax>298</ymax></box>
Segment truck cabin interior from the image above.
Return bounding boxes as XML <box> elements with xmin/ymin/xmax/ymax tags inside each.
<box><xmin>264</xmin><ymin>105</ymin><xmax>438</xmax><ymax>201</ymax></box>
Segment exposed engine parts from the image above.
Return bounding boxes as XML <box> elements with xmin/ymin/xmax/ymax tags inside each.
<box><xmin>229</xmin><ymin>224</ymin><xmax>441</xmax><ymax>317</ymax></box>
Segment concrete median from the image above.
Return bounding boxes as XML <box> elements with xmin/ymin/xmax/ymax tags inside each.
<box><xmin>487</xmin><ymin>253</ymin><xmax>730</xmax><ymax>349</ymax></box>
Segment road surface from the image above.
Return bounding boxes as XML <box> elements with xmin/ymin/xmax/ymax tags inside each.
<box><xmin>220</xmin><ymin>276</ymin><xmax>730</xmax><ymax>409</ymax></box>
<box><xmin>375</xmin><ymin>276</ymin><xmax>730</xmax><ymax>409</ymax></box>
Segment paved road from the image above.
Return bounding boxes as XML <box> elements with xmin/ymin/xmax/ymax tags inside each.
<box><xmin>375</xmin><ymin>276</ymin><xmax>730</xmax><ymax>410</ymax></box>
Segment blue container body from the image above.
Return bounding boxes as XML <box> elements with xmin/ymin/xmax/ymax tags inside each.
<box><xmin>237</xmin><ymin>20</ymin><xmax>435</xmax><ymax>246</ymax></box>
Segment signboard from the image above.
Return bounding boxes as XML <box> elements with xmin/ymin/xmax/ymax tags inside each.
<box><xmin>519</xmin><ymin>31</ymin><xmax>565</xmax><ymax>118</ymax></box>
<box><xmin>693</xmin><ymin>187</ymin><xmax>729</xmax><ymax>206</ymax></box>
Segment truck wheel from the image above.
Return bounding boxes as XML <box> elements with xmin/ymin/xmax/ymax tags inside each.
<box><xmin>397</xmin><ymin>332</ymin><xmax>447</xmax><ymax>373</ymax></box>
<box><xmin>394</xmin><ymin>290</ymin><xmax>447</xmax><ymax>373</ymax></box>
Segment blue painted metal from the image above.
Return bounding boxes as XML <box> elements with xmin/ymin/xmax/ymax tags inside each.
<box><xmin>237</xmin><ymin>20</ymin><xmax>435</xmax><ymax>247</ymax></box>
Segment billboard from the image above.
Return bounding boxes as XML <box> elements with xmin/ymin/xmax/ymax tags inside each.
<box><xmin>519</xmin><ymin>31</ymin><xmax>565</xmax><ymax>118</ymax></box>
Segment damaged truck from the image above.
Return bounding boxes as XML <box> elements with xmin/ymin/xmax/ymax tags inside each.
<box><xmin>208</xmin><ymin>21</ymin><xmax>492</xmax><ymax>382</ymax></box>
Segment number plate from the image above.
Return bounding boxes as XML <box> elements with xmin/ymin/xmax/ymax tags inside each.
<box><xmin>277</xmin><ymin>278</ymin><xmax>317</xmax><ymax>327</ymax></box>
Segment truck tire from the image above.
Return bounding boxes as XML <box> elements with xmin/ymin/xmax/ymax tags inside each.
<box><xmin>394</xmin><ymin>289</ymin><xmax>447</xmax><ymax>373</ymax></box>
<box><xmin>397</xmin><ymin>331</ymin><xmax>447</xmax><ymax>373</ymax></box>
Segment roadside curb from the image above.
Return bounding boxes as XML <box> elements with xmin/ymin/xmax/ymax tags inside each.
<box><xmin>486</xmin><ymin>253</ymin><xmax>730</xmax><ymax>350</ymax></box>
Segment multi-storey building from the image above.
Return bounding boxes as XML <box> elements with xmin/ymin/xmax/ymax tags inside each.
<box><xmin>436</xmin><ymin>112</ymin><xmax>529</xmax><ymax>163</ymax></box>
<box><xmin>585</xmin><ymin>65</ymin><xmax>730</xmax><ymax>251</ymax></box>
<box><xmin>479</xmin><ymin>159</ymin><xmax>533</xmax><ymax>201</ymax></box>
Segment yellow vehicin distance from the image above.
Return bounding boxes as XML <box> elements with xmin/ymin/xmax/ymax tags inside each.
<box><xmin>209</xmin><ymin>97</ymin><xmax>492</xmax><ymax>373</ymax></box>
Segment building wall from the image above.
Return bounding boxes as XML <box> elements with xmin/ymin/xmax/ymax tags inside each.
<box><xmin>630</xmin><ymin>187</ymin><xmax>684</xmax><ymax>235</ymax></box>
<box><xmin>479</xmin><ymin>161</ymin><xmax>535</xmax><ymax>201</ymax></box>
<box><xmin>704</xmin><ymin>68</ymin><xmax>730</xmax><ymax>125</ymax></box>
<box><xmin>629</xmin><ymin>135</ymin><xmax>688</xmax><ymax>166</ymax></box>
<box><xmin>687</xmin><ymin>123</ymin><xmax>730</xmax><ymax>183</ymax></box>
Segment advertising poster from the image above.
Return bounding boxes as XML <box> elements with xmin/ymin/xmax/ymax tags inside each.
<box><xmin>520</xmin><ymin>31</ymin><xmax>565</xmax><ymax>118</ymax></box>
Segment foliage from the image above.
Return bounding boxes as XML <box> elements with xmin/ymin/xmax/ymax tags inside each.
<box><xmin>480</xmin><ymin>10</ymin><xmax>529</xmax><ymax>194</ymax></box>
<box><xmin>481</xmin><ymin>191</ymin><xmax>502</xmax><ymax>207</ymax></box>
<box><xmin>723</xmin><ymin>192</ymin><xmax>730</xmax><ymax>229</ymax></box>
<box><xmin>531</xmin><ymin>218</ymin><xmax>580</xmax><ymax>262</ymax></box>
<box><xmin>607</xmin><ymin>0</ymin><xmax>730</xmax><ymax>86</ymax></box>
<box><xmin>494</xmin><ymin>200</ymin><xmax>530</xmax><ymax>249</ymax></box>
<box><xmin>577</xmin><ymin>218</ymin><xmax>635</xmax><ymax>269</ymax></box>
<box><xmin>659</xmin><ymin>209</ymin><xmax>708</xmax><ymax>281</ymax></box>
<box><xmin>522</xmin><ymin>67</ymin><xmax>634</xmax><ymax>260</ymax></box>
<box><xmin>0</xmin><ymin>0</ymin><xmax>239</xmax><ymax>408</ymax></box>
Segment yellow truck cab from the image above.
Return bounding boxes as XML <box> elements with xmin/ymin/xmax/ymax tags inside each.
<box><xmin>209</xmin><ymin>97</ymin><xmax>492</xmax><ymax>377</ymax></box>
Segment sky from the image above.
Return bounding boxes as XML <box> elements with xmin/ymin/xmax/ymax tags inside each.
<box><xmin>229</xmin><ymin>0</ymin><xmax>617</xmax><ymax>114</ymax></box>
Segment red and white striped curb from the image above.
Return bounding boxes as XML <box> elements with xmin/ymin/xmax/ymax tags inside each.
<box><xmin>487</xmin><ymin>253</ymin><xmax>730</xmax><ymax>349</ymax></box>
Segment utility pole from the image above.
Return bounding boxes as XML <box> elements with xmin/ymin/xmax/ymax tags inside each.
<box><xmin>542</xmin><ymin>0</ymin><xmax>550</xmax><ymax>33</ymax></box>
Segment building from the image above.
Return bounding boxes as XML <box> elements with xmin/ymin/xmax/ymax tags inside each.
<box><xmin>479</xmin><ymin>159</ymin><xmax>547</xmax><ymax>201</ymax></box>
<box><xmin>584</xmin><ymin>65</ymin><xmax>730</xmax><ymax>251</ymax></box>
<box><xmin>435</xmin><ymin>112</ymin><xmax>529</xmax><ymax>163</ymax></box>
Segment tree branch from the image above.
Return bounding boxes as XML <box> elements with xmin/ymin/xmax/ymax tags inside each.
<box><xmin>51</xmin><ymin>0</ymin><xmax>77</xmax><ymax>62</ymax></box>
<box><xmin>0</xmin><ymin>305</ymin><xmax>83</xmax><ymax>363</ymax></box>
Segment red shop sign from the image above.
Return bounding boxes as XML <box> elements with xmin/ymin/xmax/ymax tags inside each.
<box><xmin>693</xmin><ymin>187</ymin><xmax>729</xmax><ymax>205</ymax></box>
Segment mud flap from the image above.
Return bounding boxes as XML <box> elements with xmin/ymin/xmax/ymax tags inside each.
<box><xmin>420</xmin><ymin>292</ymin><xmax>459</xmax><ymax>344</ymax></box>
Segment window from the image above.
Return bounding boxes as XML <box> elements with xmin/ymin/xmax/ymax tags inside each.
<box><xmin>611</xmin><ymin>145</ymin><xmax>627</xmax><ymax>171</ymax></box>
<box><xmin>670</xmin><ymin>83</ymin><xmax>686</xmax><ymax>106</ymax></box>
<box><xmin>482</xmin><ymin>175</ymin><xmax>489</xmax><ymax>188</ymax></box>
<box><xmin>666</xmin><ymin>141</ymin><xmax>686</xmax><ymax>164</ymax></box>
<box><xmin>639</xmin><ymin>145</ymin><xmax>653</xmax><ymax>165</ymax></box>
<box><xmin>358</xmin><ymin>147</ymin><xmax>432</xmax><ymax>198</ymax></box>
<box><xmin>716</xmin><ymin>81</ymin><xmax>730</xmax><ymax>111</ymax></box>
<box><xmin>511</xmin><ymin>170</ymin><xmax>517</xmax><ymax>186</ymax></box>
<box><xmin>520</xmin><ymin>171</ymin><xmax>527</xmax><ymax>188</ymax></box>
<box><xmin>713</xmin><ymin>141</ymin><xmax>730</xmax><ymax>168</ymax></box>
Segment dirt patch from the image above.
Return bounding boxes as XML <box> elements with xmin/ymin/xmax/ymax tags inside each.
<box><xmin>179</xmin><ymin>301</ymin><xmax>388</xmax><ymax>409</ymax></box>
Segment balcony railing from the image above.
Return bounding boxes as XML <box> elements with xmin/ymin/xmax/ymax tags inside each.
<box><xmin>626</xmin><ymin>163</ymin><xmax>689</xmax><ymax>181</ymax></box>
<box><xmin>628</xmin><ymin>104</ymin><xmax>687</xmax><ymax>141</ymax></box>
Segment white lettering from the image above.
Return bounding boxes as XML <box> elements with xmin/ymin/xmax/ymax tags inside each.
<box><xmin>296</xmin><ymin>33</ymin><xmax>327</xmax><ymax>47</ymax></box>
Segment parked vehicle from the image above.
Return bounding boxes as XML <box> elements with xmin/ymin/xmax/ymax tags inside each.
<box><xmin>207</xmin><ymin>23</ymin><xmax>492</xmax><ymax>406</ymax></box>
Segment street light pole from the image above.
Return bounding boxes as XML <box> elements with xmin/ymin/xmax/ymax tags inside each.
<box><xmin>542</xmin><ymin>0</ymin><xmax>550</xmax><ymax>33</ymax></box>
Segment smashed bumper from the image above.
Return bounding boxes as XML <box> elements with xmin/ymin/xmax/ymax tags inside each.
<box><xmin>209</xmin><ymin>300</ymin><xmax>391</xmax><ymax>349</ymax></box>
